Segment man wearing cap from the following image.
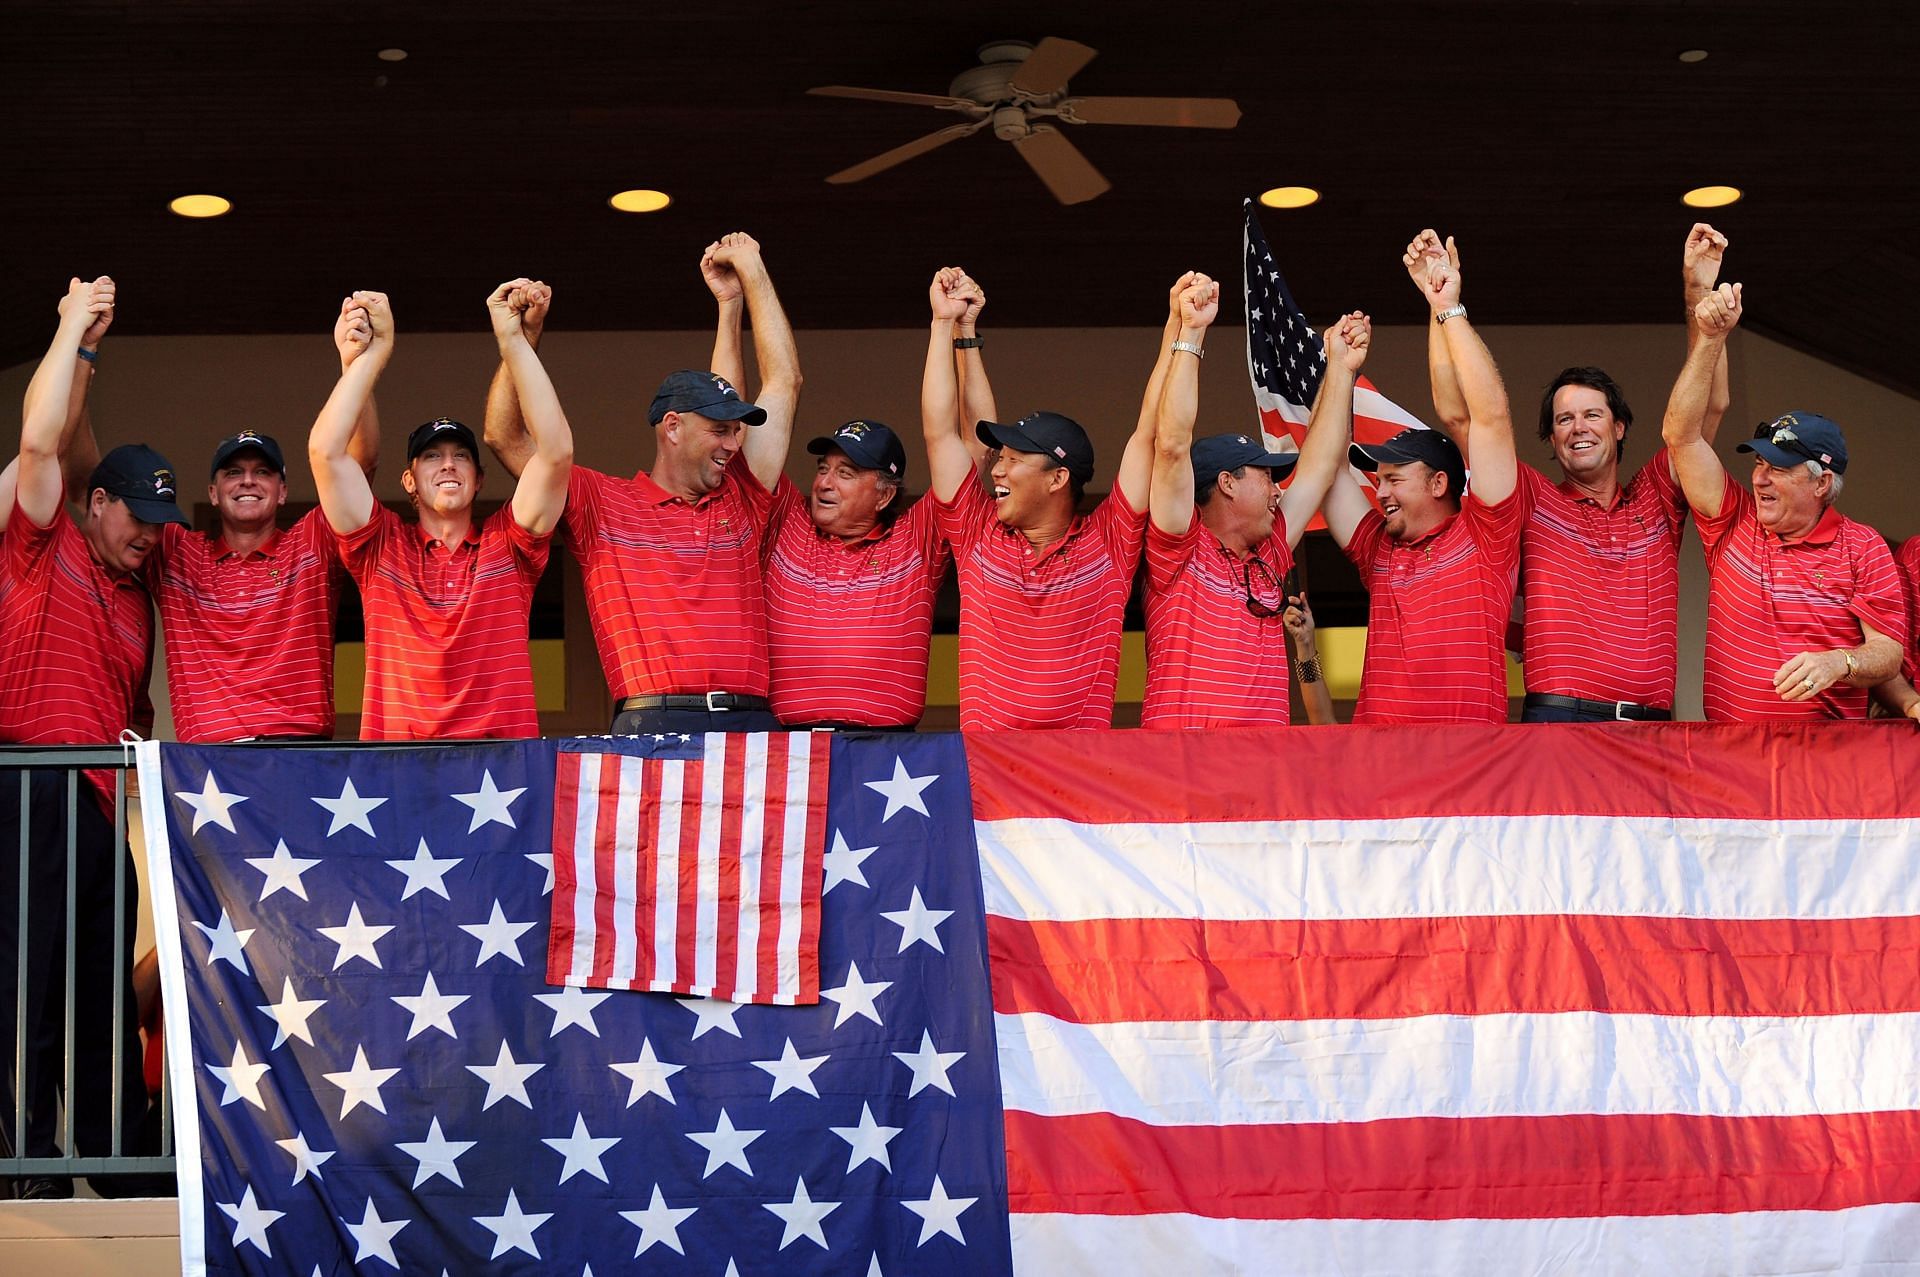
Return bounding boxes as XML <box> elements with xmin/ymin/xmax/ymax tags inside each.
<box><xmin>1142</xmin><ymin>271</ymin><xmax>1370</xmax><ymax>727</ymax></box>
<box><xmin>1415</xmin><ymin>224</ymin><xmax>1733</xmax><ymax>722</ymax></box>
<box><xmin>920</xmin><ymin>267</ymin><xmax>1163</xmax><ymax>730</ymax></box>
<box><xmin>1320</xmin><ymin>232</ymin><xmax>1529</xmax><ymax>724</ymax></box>
<box><xmin>312</xmin><ymin>282</ymin><xmax>573</xmax><ymax>739</ymax></box>
<box><xmin>1664</xmin><ymin>283</ymin><xmax>1906</xmax><ymax>720</ymax></box>
<box><xmin>482</xmin><ymin>233</ymin><xmax>799</xmax><ymax>734</ymax></box>
<box><xmin>1</xmin><ymin>277</ymin><xmax>169</xmax><ymax>1196</ymax></box>
<box><xmin>761</xmin><ymin>419</ymin><xmax>950</xmax><ymax>728</ymax></box>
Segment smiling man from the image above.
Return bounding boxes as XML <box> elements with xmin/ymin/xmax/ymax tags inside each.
<box><xmin>1664</xmin><ymin>282</ymin><xmax>1907</xmax><ymax>720</ymax></box>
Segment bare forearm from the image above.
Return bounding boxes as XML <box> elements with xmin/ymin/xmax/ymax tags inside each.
<box><xmin>1426</xmin><ymin>318</ymin><xmax>1469</xmax><ymax>439</ymax></box>
<box><xmin>1846</xmin><ymin>635</ymin><xmax>1904</xmax><ymax>686</ymax></box>
<box><xmin>922</xmin><ymin>318</ymin><xmax>970</xmax><ymax>500</ymax></box>
<box><xmin>711</xmin><ymin>297</ymin><xmax>746</xmax><ymax>390</ymax></box>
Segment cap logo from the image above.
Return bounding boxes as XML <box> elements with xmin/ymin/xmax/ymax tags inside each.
<box><xmin>236</xmin><ymin>430</ymin><xmax>260</xmax><ymax>443</ymax></box>
<box><xmin>712</xmin><ymin>375</ymin><xmax>736</xmax><ymax>398</ymax></box>
<box><xmin>1053</xmin><ymin>446</ymin><xmax>1067</xmax><ymax>459</ymax></box>
<box><xmin>152</xmin><ymin>469</ymin><xmax>175</xmax><ymax>497</ymax></box>
<box><xmin>1237</xmin><ymin>435</ymin><xmax>1250</xmax><ymax>444</ymax></box>
<box><xmin>1772</xmin><ymin>426</ymin><xmax>1798</xmax><ymax>447</ymax></box>
<box><xmin>1820</xmin><ymin>453</ymin><xmax>1832</xmax><ymax>464</ymax></box>
<box><xmin>840</xmin><ymin>421</ymin><xmax>870</xmax><ymax>439</ymax></box>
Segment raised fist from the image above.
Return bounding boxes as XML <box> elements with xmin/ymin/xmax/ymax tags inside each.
<box><xmin>1692</xmin><ymin>281</ymin><xmax>1743</xmax><ymax>335</ymax></box>
<box><xmin>487</xmin><ymin>277</ymin><xmax>535</xmax><ymax>341</ymax></box>
<box><xmin>950</xmin><ymin>272</ymin><xmax>987</xmax><ymax>329</ymax></box>
<box><xmin>1179</xmin><ymin>277</ymin><xmax>1220</xmax><ymax>331</ymax></box>
<box><xmin>708</xmin><ymin>231</ymin><xmax>762</xmax><ymax>272</ymax></box>
<box><xmin>1683</xmin><ymin>223</ymin><xmax>1728</xmax><ymax>300</ymax></box>
<box><xmin>929</xmin><ymin>267</ymin><xmax>969</xmax><ymax>322</ymax></box>
<box><xmin>334</xmin><ymin>295</ymin><xmax>372</xmax><ymax>368</ymax></box>
<box><xmin>700</xmin><ymin>241</ymin><xmax>742</xmax><ymax>303</ymax></box>
<box><xmin>1403</xmin><ymin>229</ymin><xmax>1461</xmax><ymax>312</ymax></box>
<box><xmin>351</xmin><ymin>290</ymin><xmax>394</xmax><ymax>343</ymax></box>
<box><xmin>1324</xmin><ymin>310</ymin><xmax>1372</xmax><ymax>373</ymax></box>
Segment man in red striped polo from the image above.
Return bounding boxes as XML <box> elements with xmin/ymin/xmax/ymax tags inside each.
<box><xmin>1664</xmin><ymin>283</ymin><xmax>1907</xmax><ymax>720</ymax></box>
<box><xmin>1413</xmin><ymin>224</ymin><xmax>1734</xmax><ymax>722</ymax></box>
<box><xmin>1</xmin><ymin>277</ymin><xmax>174</xmax><ymax>1196</ymax></box>
<box><xmin>763</xmin><ymin>419</ymin><xmax>949</xmax><ymax>728</ymax></box>
<box><xmin>312</xmin><ymin>282</ymin><xmax>573</xmax><ymax>739</ymax></box>
<box><xmin>920</xmin><ymin>267</ymin><xmax>1157</xmax><ymax>730</ymax></box>
<box><xmin>1320</xmin><ymin>232</ymin><xmax>1529</xmax><ymax>724</ymax></box>
<box><xmin>482</xmin><ymin>233</ymin><xmax>798</xmax><ymax>735</ymax></box>
<box><xmin>1141</xmin><ymin>272</ymin><xmax>1368</xmax><ymax>728</ymax></box>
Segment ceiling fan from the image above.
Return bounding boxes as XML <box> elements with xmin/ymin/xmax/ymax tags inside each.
<box><xmin>808</xmin><ymin>37</ymin><xmax>1242</xmax><ymax>205</ymax></box>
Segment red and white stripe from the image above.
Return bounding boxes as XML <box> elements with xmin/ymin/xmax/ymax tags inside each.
<box><xmin>968</xmin><ymin>725</ymin><xmax>1920</xmax><ymax>1275</ymax></box>
<box><xmin>547</xmin><ymin>731</ymin><xmax>829</xmax><ymax>1005</ymax></box>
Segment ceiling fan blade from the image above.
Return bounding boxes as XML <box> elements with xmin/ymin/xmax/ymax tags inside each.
<box><xmin>809</xmin><ymin>85</ymin><xmax>983</xmax><ymax>113</ymax></box>
<box><xmin>1012</xmin><ymin>125</ymin><xmax>1111</xmax><ymax>205</ymax></box>
<box><xmin>1060</xmin><ymin>96</ymin><xmax>1242</xmax><ymax>129</ymax></box>
<box><xmin>1010</xmin><ymin>37</ymin><xmax>1098</xmax><ymax>97</ymax></box>
<box><xmin>825</xmin><ymin>121</ymin><xmax>984</xmax><ymax>184</ymax></box>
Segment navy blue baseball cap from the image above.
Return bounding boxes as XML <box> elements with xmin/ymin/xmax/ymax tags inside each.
<box><xmin>209</xmin><ymin>430</ymin><xmax>286</xmax><ymax>477</ymax></box>
<box><xmin>976</xmin><ymin>411</ymin><xmax>1095</xmax><ymax>486</ymax></box>
<box><xmin>88</xmin><ymin>444</ymin><xmax>190</xmax><ymax>527</ymax></box>
<box><xmin>1192</xmin><ymin>432</ymin><xmax>1299</xmax><ymax>484</ymax></box>
<box><xmin>1350</xmin><ymin>427</ymin><xmax>1467</xmax><ymax>494</ymax></box>
<box><xmin>807</xmin><ymin>419</ymin><xmax>907</xmax><ymax>479</ymax></box>
<box><xmin>406</xmin><ymin>418</ymin><xmax>481</xmax><ymax>462</ymax></box>
<box><xmin>648</xmin><ymin>370</ymin><xmax>767</xmax><ymax>427</ymax></box>
<box><xmin>1738</xmin><ymin>411</ymin><xmax>1848</xmax><ymax>475</ymax></box>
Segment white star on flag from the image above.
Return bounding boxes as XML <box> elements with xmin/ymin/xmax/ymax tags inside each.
<box><xmin>395</xmin><ymin>1116</ymin><xmax>475</xmax><ymax>1188</ymax></box>
<box><xmin>318</xmin><ymin>902</ymin><xmax>392</xmax><ymax>970</ymax></box>
<box><xmin>467</xmin><ymin>1039</ymin><xmax>544</xmax><ymax>1110</ymax></box>
<box><xmin>177</xmin><ymin>770</ymin><xmax>248</xmax><ymax>834</ymax></box>
<box><xmin>610</xmin><ymin>1040</ymin><xmax>684</xmax><ymax>1106</ymax></box>
<box><xmin>821</xmin><ymin>961</ymin><xmax>893</xmax><ymax>1028</ymax></box>
<box><xmin>274</xmin><ymin>1131</ymin><xmax>334</xmax><ymax>1186</ymax></box>
<box><xmin>385</xmin><ymin>838</ymin><xmax>462</xmax><ymax>901</ymax></box>
<box><xmin>473</xmin><ymin>1189</ymin><xmax>552</xmax><ymax>1260</ymax></box>
<box><xmin>821</xmin><ymin>829</ymin><xmax>879</xmax><ymax>894</ymax></box>
<box><xmin>751</xmin><ymin>1037</ymin><xmax>830</xmax><ymax>1100</ymax></box>
<box><xmin>208</xmin><ymin>1039</ymin><xmax>270</xmax><ymax>1110</ymax></box>
<box><xmin>678</xmin><ymin>995</ymin><xmax>745</xmax><ymax>1040</ymax></box>
<box><xmin>830</xmin><ymin>1102</ymin><xmax>904</xmax><ymax>1173</ymax></box>
<box><xmin>216</xmin><ymin>1185</ymin><xmax>283</xmax><ymax>1255</ymax></box>
<box><xmin>244</xmin><ymin>839</ymin><xmax>319</xmax><ymax>901</ymax></box>
<box><xmin>893</xmin><ymin>1029</ymin><xmax>966</xmax><ymax>1097</ymax></box>
<box><xmin>525</xmin><ymin>851</ymin><xmax>555</xmax><ymax>894</ymax></box>
<box><xmin>345</xmin><ymin>1198</ymin><xmax>409</xmax><ymax>1267</ymax></box>
<box><xmin>863</xmin><ymin>756</ymin><xmax>938</xmax><ymax>820</ymax></box>
<box><xmin>451</xmin><ymin>769</ymin><xmax>527</xmax><ymax>832</ymax></box>
<box><xmin>392</xmin><ymin>971</ymin><xmax>469</xmax><ymax>1040</ymax></box>
<box><xmin>192</xmin><ymin>909</ymin><xmax>255</xmax><ymax>973</ymax></box>
<box><xmin>543</xmin><ymin>1112</ymin><xmax>621</xmax><ymax>1184</ymax></box>
<box><xmin>322</xmin><ymin>1045</ymin><xmax>401</xmax><ymax>1118</ymax></box>
<box><xmin>620</xmin><ymin>1185</ymin><xmax>697</xmax><ymax>1257</ymax></box>
<box><xmin>458</xmin><ymin>899</ymin><xmax>536</xmax><ymax>967</ymax></box>
<box><xmin>902</xmin><ymin>1174</ymin><xmax>978</xmax><ymax>1246</ymax></box>
<box><xmin>533</xmin><ymin>983</ymin><xmax>610</xmax><ymax>1037</ymax></box>
<box><xmin>686</xmin><ymin>1108</ymin><xmax>764</xmax><ymax>1178</ymax></box>
<box><xmin>256</xmin><ymin>977</ymin><xmax>326</xmax><ymax>1048</ymax></box>
<box><xmin>312</xmin><ymin>777</ymin><xmax>387</xmax><ymax>837</ymax></box>
<box><xmin>880</xmin><ymin>887</ymin><xmax>954</xmax><ymax>953</ymax></box>
<box><xmin>765</xmin><ymin>1177</ymin><xmax>840</xmax><ymax>1250</ymax></box>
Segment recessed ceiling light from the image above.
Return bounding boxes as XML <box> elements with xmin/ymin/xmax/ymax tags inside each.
<box><xmin>169</xmin><ymin>193</ymin><xmax>233</xmax><ymax>219</ymax></box>
<box><xmin>1259</xmin><ymin>186</ymin><xmax>1320</xmax><ymax>210</ymax></box>
<box><xmin>1682</xmin><ymin>184</ymin><xmax>1742</xmax><ymax>208</ymax></box>
<box><xmin>1677</xmin><ymin>48</ymin><xmax>1709</xmax><ymax>63</ymax></box>
<box><xmin>377</xmin><ymin>48</ymin><xmax>408</xmax><ymax>62</ymax></box>
<box><xmin>609</xmin><ymin>189</ymin><xmax>672</xmax><ymax>213</ymax></box>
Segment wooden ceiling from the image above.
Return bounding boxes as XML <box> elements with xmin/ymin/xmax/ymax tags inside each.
<box><xmin>8</xmin><ymin>1</ymin><xmax>1917</xmax><ymax>394</ymax></box>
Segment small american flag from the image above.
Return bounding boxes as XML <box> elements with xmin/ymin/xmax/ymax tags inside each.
<box><xmin>548</xmin><ymin>732</ymin><xmax>831</xmax><ymax>1006</ymax></box>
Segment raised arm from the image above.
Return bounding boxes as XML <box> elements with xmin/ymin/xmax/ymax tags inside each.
<box><xmin>1280</xmin><ymin>311</ymin><xmax>1368</xmax><ymax>550</ymax></box>
<box><xmin>480</xmin><ymin>280</ymin><xmax>549</xmax><ymax>480</ymax></box>
<box><xmin>922</xmin><ymin>267</ymin><xmax>975</xmax><ymax>502</ymax></box>
<box><xmin>714</xmin><ymin>233</ymin><xmax>800</xmax><ymax>491</ymax></box>
<box><xmin>1116</xmin><ymin>272</ymin><xmax>1200</xmax><ymax>512</ymax></box>
<box><xmin>1416</xmin><ymin>232</ymin><xmax>1517</xmax><ymax>504</ymax></box>
<box><xmin>701</xmin><ymin>239</ymin><xmax>748</xmax><ymax>390</ymax></box>
<box><xmin>488</xmin><ymin>280</ymin><xmax>574</xmax><ymax>536</ymax></box>
<box><xmin>949</xmin><ymin>271</ymin><xmax>995</xmax><ymax>468</ymax></box>
<box><xmin>16</xmin><ymin>278</ymin><xmax>111</xmax><ymax>529</ymax></box>
<box><xmin>1149</xmin><ymin>275</ymin><xmax>1218</xmax><ymax>535</ymax></box>
<box><xmin>1</xmin><ymin>278</ymin><xmax>109</xmax><ymax>528</ymax></box>
<box><xmin>1406</xmin><ymin>232</ymin><xmax>1469</xmax><ymax>441</ymax></box>
<box><xmin>308</xmin><ymin>291</ymin><xmax>393</xmax><ymax>536</ymax></box>
<box><xmin>1662</xmin><ymin>283</ymin><xmax>1742</xmax><ymax>520</ymax></box>
<box><xmin>333</xmin><ymin>296</ymin><xmax>383</xmax><ymax>478</ymax></box>
<box><xmin>1682</xmin><ymin>223</ymin><xmax>1732</xmax><ymax>444</ymax></box>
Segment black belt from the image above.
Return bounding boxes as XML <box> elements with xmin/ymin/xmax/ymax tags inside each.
<box><xmin>617</xmin><ymin>693</ymin><xmax>771</xmax><ymax>713</ymax></box>
<box><xmin>1523</xmin><ymin>692</ymin><xmax>1671</xmax><ymax>722</ymax></box>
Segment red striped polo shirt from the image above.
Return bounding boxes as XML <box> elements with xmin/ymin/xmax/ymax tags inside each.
<box><xmin>146</xmin><ymin>509</ymin><xmax>344</xmax><ymax>742</ymax></box>
<box><xmin>763</xmin><ymin>480</ymin><xmax>949</xmax><ymax>726</ymax></box>
<box><xmin>1517</xmin><ymin>451</ymin><xmax>1689</xmax><ymax>707</ymax></box>
<box><xmin>563</xmin><ymin>459</ymin><xmax>773</xmax><ymax>700</ymax></box>
<box><xmin>1345</xmin><ymin>486</ymin><xmax>1530</xmax><ymax>724</ymax></box>
<box><xmin>1141</xmin><ymin>517</ymin><xmax>1296</xmax><ymax>728</ymax></box>
<box><xmin>936</xmin><ymin>478</ymin><xmax>1147</xmax><ymax>731</ymax></box>
<box><xmin>0</xmin><ymin>502</ymin><xmax>155</xmax><ymax>805</ymax></box>
<box><xmin>336</xmin><ymin>504</ymin><xmax>549</xmax><ymax>740</ymax></box>
<box><xmin>1895</xmin><ymin>535</ymin><xmax>1920</xmax><ymax>685</ymax></box>
<box><xmin>1697</xmin><ymin>473</ymin><xmax>1907</xmax><ymax>722</ymax></box>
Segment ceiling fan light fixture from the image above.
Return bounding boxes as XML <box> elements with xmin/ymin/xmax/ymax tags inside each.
<box><xmin>1677</xmin><ymin>48</ymin><xmax>1709</xmax><ymax>63</ymax></box>
<box><xmin>377</xmin><ymin>48</ymin><xmax>409</xmax><ymax>62</ymax></box>
<box><xmin>1682</xmin><ymin>184</ymin><xmax>1741</xmax><ymax>208</ymax></box>
<box><xmin>169</xmin><ymin>193</ymin><xmax>233</xmax><ymax>219</ymax></box>
<box><xmin>609</xmin><ymin>189</ymin><xmax>672</xmax><ymax>213</ymax></box>
<box><xmin>1259</xmin><ymin>186</ymin><xmax>1320</xmax><ymax>210</ymax></box>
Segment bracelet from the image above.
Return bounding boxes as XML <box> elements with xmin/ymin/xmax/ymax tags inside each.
<box><xmin>1295</xmin><ymin>657</ymin><xmax>1322</xmax><ymax>684</ymax></box>
<box><xmin>1433</xmin><ymin>304</ymin><xmax>1468</xmax><ymax>325</ymax></box>
<box><xmin>952</xmin><ymin>336</ymin><xmax>984</xmax><ymax>350</ymax></box>
<box><xmin>1171</xmin><ymin>341</ymin><xmax>1205</xmax><ymax>359</ymax></box>
<box><xmin>76</xmin><ymin>348</ymin><xmax>98</xmax><ymax>363</ymax></box>
<box><xmin>1843</xmin><ymin>650</ymin><xmax>1859</xmax><ymax>679</ymax></box>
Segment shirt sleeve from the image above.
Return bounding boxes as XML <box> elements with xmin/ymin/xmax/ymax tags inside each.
<box><xmin>561</xmin><ymin>466</ymin><xmax>606</xmax><ymax>563</ymax></box>
<box><xmin>1846</xmin><ymin>525</ymin><xmax>1909</xmax><ymax>650</ymax></box>
<box><xmin>1693</xmin><ymin>471</ymin><xmax>1751</xmax><ymax>560</ymax></box>
<box><xmin>2</xmin><ymin>495</ymin><xmax>59</xmax><ymax>586</ymax></box>
<box><xmin>1639</xmin><ymin>447</ymin><xmax>1690</xmax><ymax>539</ymax></box>
<box><xmin>725</xmin><ymin>453</ymin><xmax>776</xmax><ymax>534</ymax></box>
<box><xmin>490</xmin><ymin>507</ymin><xmax>554</xmax><ymax>600</ymax></box>
<box><xmin>1898</xmin><ymin>538</ymin><xmax>1920</xmax><ymax>682</ymax></box>
<box><xmin>763</xmin><ymin>476</ymin><xmax>806</xmax><ymax>568</ymax></box>
<box><xmin>1091</xmin><ymin>485</ymin><xmax>1149</xmax><ymax>573</ymax></box>
<box><xmin>903</xmin><ymin>498</ymin><xmax>952</xmax><ymax>589</ymax></box>
<box><xmin>931</xmin><ymin>473</ymin><xmax>993</xmax><ymax>553</ymax></box>
<box><xmin>333</xmin><ymin>502</ymin><xmax>399</xmax><ymax>582</ymax></box>
<box><xmin>1344</xmin><ymin>509</ymin><xmax>1386</xmax><ymax>572</ymax></box>
<box><xmin>1463</xmin><ymin>475</ymin><xmax>1532</xmax><ymax>583</ymax></box>
<box><xmin>1144</xmin><ymin>518</ymin><xmax>1204</xmax><ymax>592</ymax></box>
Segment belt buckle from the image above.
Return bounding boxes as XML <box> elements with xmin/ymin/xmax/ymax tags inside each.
<box><xmin>705</xmin><ymin>691</ymin><xmax>727</xmax><ymax>712</ymax></box>
<box><xmin>1614</xmin><ymin>701</ymin><xmax>1633</xmax><ymax>721</ymax></box>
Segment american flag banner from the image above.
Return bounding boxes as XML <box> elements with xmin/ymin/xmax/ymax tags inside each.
<box><xmin>547</xmin><ymin>733</ymin><xmax>831</xmax><ymax>1006</ymax></box>
<box><xmin>136</xmin><ymin>734</ymin><xmax>1011</xmax><ymax>1276</ymax></box>
<box><xmin>139</xmin><ymin>725</ymin><xmax>1920</xmax><ymax>1276</ymax></box>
